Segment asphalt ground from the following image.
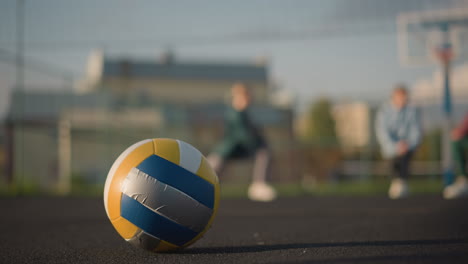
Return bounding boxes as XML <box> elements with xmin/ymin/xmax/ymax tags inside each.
<box><xmin>1</xmin><ymin>195</ymin><xmax>468</xmax><ymax>264</ymax></box>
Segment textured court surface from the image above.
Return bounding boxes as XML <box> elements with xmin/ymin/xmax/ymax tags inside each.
<box><xmin>1</xmin><ymin>195</ymin><xmax>468</xmax><ymax>264</ymax></box>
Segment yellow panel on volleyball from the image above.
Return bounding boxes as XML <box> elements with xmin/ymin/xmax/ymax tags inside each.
<box><xmin>196</xmin><ymin>156</ymin><xmax>219</xmax><ymax>185</ymax></box>
<box><xmin>107</xmin><ymin>141</ymin><xmax>154</xmax><ymax>221</ymax></box>
<box><xmin>111</xmin><ymin>217</ymin><xmax>139</xmax><ymax>240</ymax></box>
<box><xmin>153</xmin><ymin>138</ymin><xmax>180</xmax><ymax>165</ymax></box>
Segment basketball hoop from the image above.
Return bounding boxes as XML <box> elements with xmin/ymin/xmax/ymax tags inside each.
<box><xmin>433</xmin><ymin>44</ymin><xmax>454</xmax><ymax>66</ymax></box>
<box><xmin>397</xmin><ymin>8</ymin><xmax>468</xmax><ymax>66</ymax></box>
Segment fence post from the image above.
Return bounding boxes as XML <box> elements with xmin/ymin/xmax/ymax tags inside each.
<box><xmin>57</xmin><ymin>119</ymin><xmax>71</xmax><ymax>194</ymax></box>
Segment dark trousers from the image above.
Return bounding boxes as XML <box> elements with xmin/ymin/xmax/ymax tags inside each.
<box><xmin>453</xmin><ymin>136</ymin><xmax>468</xmax><ymax>176</ymax></box>
<box><xmin>207</xmin><ymin>148</ymin><xmax>271</xmax><ymax>183</ymax></box>
<box><xmin>391</xmin><ymin>151</ymin><xmax>413</xmax><ymax>180</ymax></box>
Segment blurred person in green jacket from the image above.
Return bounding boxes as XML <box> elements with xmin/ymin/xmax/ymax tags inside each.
<box><xmin>444</xmin><ymin>112</ymin><xmax>468</xmax><ymax>199</ymax></box>
<box><xmin>208</xmin><ymin>82</ymin><xmax>276</xmax><ymax>202</ymax></box>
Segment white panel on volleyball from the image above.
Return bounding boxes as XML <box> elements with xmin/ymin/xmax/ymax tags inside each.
<box><xmin>176</xmin><ymin>140</ymin><xmax>202</xmax><ymax>174</ymax></box>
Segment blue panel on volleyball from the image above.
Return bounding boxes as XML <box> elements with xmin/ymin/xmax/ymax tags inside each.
<box><xmin>120</xmin><ymin>194</ymin><xmax>198</xmax><ymax>246</ymax></box>
<box><xmin>137</xmin><ymin>154</ymin><xmax>215</xmax><ymax>209</ymax></box>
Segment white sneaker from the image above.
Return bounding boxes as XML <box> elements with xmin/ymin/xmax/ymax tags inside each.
<box><xmin>443</xmin><ymin>177</ymin><xmax>468</xmax><ymax>199</ymax></box>
<box><xmin>388</xmin><ymin>178</ymin><xmax>409</xmax><ymax>199</ymax></box>
<box><xmin>248</xmin><ymin>182</ymin><xmax>277</xmax><ymax>202</ymax></box>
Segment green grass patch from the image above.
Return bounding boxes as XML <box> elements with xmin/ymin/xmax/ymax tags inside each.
<box><xmin>0</xmin><ymin>180</ymin><xmax>42</xmax><ymax>197</ymax></box>
<box><xmin>220</xmin><ymin>179</ymin><xmax>444</xmax><ymax>198</ymax></box>
<box><xmin>70</xmin><ymin>183</ymin><xmax>105</xmax><ymax>197</ymax></box>
<box><xmin>0</xmin><ymin>179</ymin><xmax>444</xmax><ymax>198</ymax></box>
<box><xmin>302</xmin><ymin>179</ymin><xmax>443</xmax><ymax>196</ymax></box>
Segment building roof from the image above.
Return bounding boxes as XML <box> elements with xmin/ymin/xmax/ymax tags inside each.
<box><xmin>101</xmin><ymin>59</ymin><xmax>267</xmax><ymax>81</ymax></box>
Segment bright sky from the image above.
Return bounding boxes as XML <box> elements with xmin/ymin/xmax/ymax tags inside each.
<box><xmin>1</xmin><ymin>0</ymin><xmax>467</xmax><ymax>117</ymax></box>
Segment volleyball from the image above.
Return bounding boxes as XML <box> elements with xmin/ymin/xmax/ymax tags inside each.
<box><xmin>103</xmin><ymin>138</ymin><xmax>220</xmax><ymax>252</ymax></box>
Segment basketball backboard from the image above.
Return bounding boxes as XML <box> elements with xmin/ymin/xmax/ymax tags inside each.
<box><xmin>397</xmin><ymin>8</ymin><xmax>468</xmax><ymax>67</ymax></box>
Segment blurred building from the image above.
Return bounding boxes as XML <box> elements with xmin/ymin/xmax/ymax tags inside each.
<box><xmin>4</xmin><ymin>53</ymin><xmax>295</xmax><ymax>191</ymax></box>
<box><xmin>332</xmin><ymin>102</ymin><xmax>371</xmax><ymax>151</ymax></box>
<box><xmin>80</xmin><ymin>50</ymin><xmax>269</xmax><ymax>104</ymax></box>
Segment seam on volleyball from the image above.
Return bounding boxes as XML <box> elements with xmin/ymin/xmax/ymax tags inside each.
<box><xmin>125</xmin><ymin>229</ymin><xmax>159</xmax><ymax>241</ymax></box>
<box><xmin>152</xmin><ymin>139</ymin><xmax>156</xmax><ymax>158</ymax></box>
<box><xmin>104</xmin><ymin>139</ymin><xmax>152</xmax><ymax>218</ymax></box>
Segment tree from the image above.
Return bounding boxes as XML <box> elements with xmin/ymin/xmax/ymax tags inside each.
<box><xmin>302</xmin><ymin>97</ymin><xmax>337</xmax><ymax>145</ymax></box>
